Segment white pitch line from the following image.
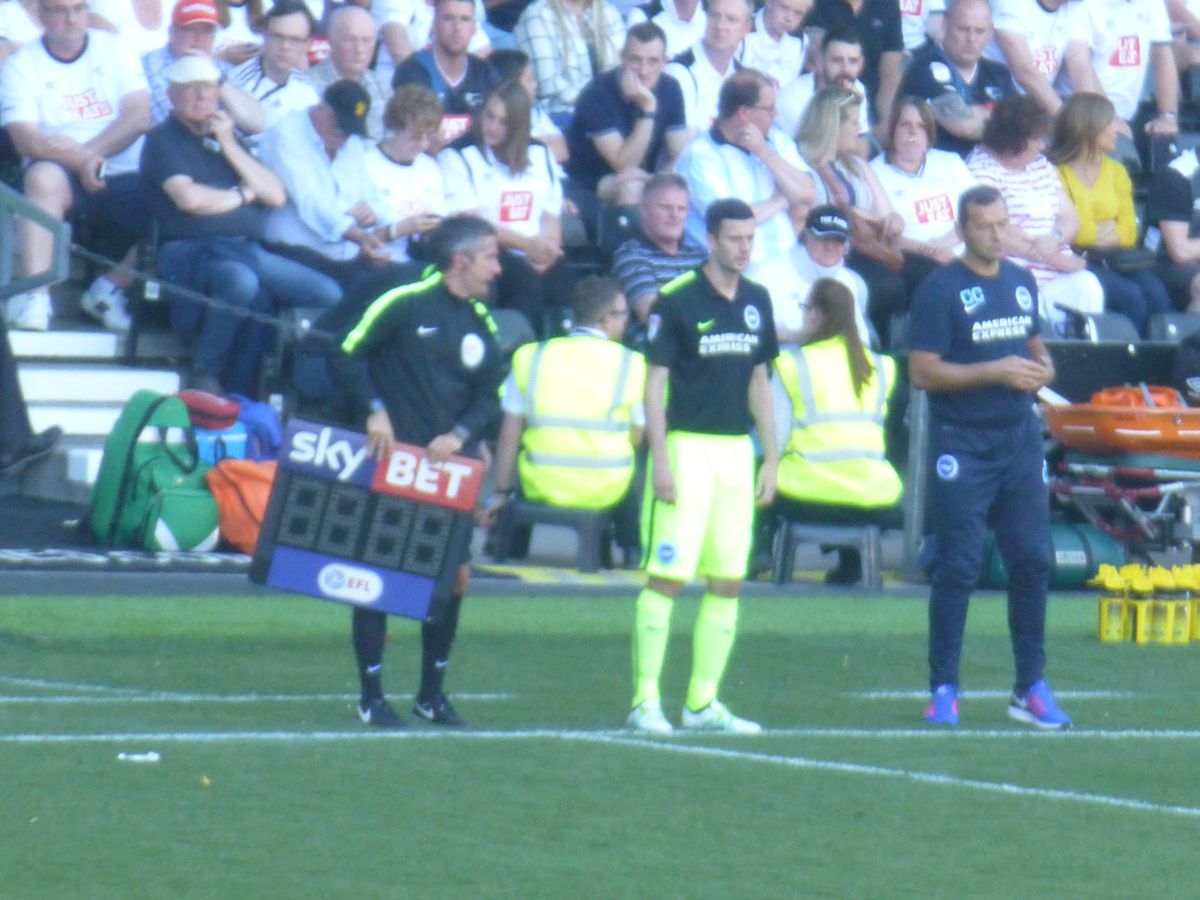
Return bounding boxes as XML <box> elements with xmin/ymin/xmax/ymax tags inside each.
<box><xmin>1</xmin><ymin>727</ymin><xmax>1197</xmax><ymax>819</ymax></box>
<box><xmin>584</xmin><ymin>734</ymin><xmax>1200</xmax><ymax>819</ymax></box>
<box><xmin>0</xmin><ymin>692</ymin><xmax>513</xmax><ymax>705</ymax></box>
<box><xmin>851</xmin><ymin>690</ymin><xmax>1135</xmax><ymax>700</ymax></box>
<box><xmin>0</xmin><ymin>675</ymin><xmax>145</xmax><ymax>695</ymax></box>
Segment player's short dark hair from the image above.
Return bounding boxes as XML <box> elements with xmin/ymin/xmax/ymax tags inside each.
<box><xmin>489</xmin><ymin>48</ymin><xmax>530</xmax><ymax>82</ymax></box>
<box><xmin>957</xmin><ymin>185</ymin><xmax>1005</xmax><ymax>227</ymax></box>
<box><xmin>705</xmin><ymin>198</ymin><xmax>755</xmax><ymax>236</ymax></box>
<box><xmin>626</xmin><ymin>21</ymin><xmax>667</xmax><ymax>50</ymax></box>
<box><xmin>717</xmin><ymin>68</ymin><xmax>770</xmax><ymax>120</ymax></box>
<box><xmin>263</xmin><ymin>0</ymin><xmax>316</xmax><ymax>34</ymax></box>
<box><xmin>821</xmin><ymin>25</ymin><xmax>861</xmax><ymax>51</ymax></box>
<box><xmin>430</xmin><ymin>215</ymin><xmax>496</xmax><ymax>269</ymax></box>
<box><xmin>572</xmin><ymin>276</ymin><xmax>624</xmax><ymax>325</ymax></box>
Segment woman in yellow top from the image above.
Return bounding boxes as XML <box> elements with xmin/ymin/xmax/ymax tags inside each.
<box><xmin>770</xmin><ymin>279</ymin><xmax>902</xmax><ymax>584</ymax></box>
<box><xmin>1047</xmin><ymin>92</ymin><xmax>1171</xmax><ymax>337</ymax></box>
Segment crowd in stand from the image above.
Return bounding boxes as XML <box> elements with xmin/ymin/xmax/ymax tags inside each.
<box><xmin>6</xmin><ymin>0</ymin><xmax>1200</xmax><ymax>501</ymax></box>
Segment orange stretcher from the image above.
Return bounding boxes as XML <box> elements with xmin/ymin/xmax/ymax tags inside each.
<box><xmin>1043</xmin><ymin>386</ymin><xmax>1200</xmax><ymax>459</ymax></box>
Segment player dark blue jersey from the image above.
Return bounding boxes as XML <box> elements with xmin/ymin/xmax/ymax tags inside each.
<box><xmin>909</xmin><ymin>258</ymin><xmax>1040</xmax><ymax>427</ymax></box>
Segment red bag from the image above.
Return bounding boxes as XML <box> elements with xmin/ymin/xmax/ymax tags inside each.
<box><xmin>179</xmin><ymin>389</ymin><xmax>241</xmax><ymax>430</ymax></box>
<box><xmin>1090</xmin><ymin>386</ymin><xmax>1184</xmax><ymax>409</ymax></box>
<box><xmin>205</xmin><ymin>459</ymin><xmax>276</xmax><ymax>554</ymax></box>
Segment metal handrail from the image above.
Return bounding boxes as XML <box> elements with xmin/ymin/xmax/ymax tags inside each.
<box><xmin>0</xmin><ymin>181</ymin><xmax>70</xmax><ymax>300</ymax></box>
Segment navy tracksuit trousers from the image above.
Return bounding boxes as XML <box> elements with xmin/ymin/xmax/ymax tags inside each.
<box><xmin>927</xmin><ymin>412</ymin><xmax>1050</xmax><ymax>693</ymax></box>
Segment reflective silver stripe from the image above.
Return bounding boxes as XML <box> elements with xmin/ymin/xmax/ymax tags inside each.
<box><xmin>530</xmin><ymin>415</ymin><xmax>629</xmax><ymax>432</ymax></box>
<box><xmin>522</xmin><ymin>341</ymin><xmax>547</xmax><ymax>417</ymax></box>
<box><xmin>801</xmin><ymin>448</ymin><xmax>887</xmax><ymax>462</ymax></box>
<box><xmin>790</xmin><ymin>346</ymin><xmax>888</xmax><ymax>428</ymax></box>
<box><xmin>525</xmin><ymin>452</ymin><xmax>633</xmax><ymax>469</ymax></box>
<box><xmin>607</xmin><ymin>347</ymin><xmax>635</xmax><ymax>423</ymax></box>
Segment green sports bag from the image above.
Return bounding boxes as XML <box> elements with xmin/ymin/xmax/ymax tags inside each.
<box><xmin>88</xmin><ymin>390</ymin><xmax>219</xmax><ymax>551</ymax></box>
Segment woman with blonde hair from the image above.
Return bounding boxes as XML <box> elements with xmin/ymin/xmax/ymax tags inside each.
<box><xmin>438</xmin><ymin>78</ymin><xmax>574</xmax><ymax>333</ymax></box>
<box><xmin>796</xmin><ymin>85</ymin><xmax>907</xmax><ymax>348</ymax></box>
<box><xmin>1046</xmin><ymin>92</ymin><xmax>1170</xmax><ymax>337</ymax></box>
<box><xmin>770</xmin><ymin>278</ymin><xmax>902</xmax><ymax>584</ymax></box>
<box><xmin>514</xmin><ymin>0</ymin><xmax>625</xmax><ymax>123</ymax></box>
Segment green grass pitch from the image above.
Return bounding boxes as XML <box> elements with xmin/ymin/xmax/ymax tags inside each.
<box><xmin>0</xmin><ymin>587</ymin><xmax>1197</xmax><ymax>899</ymax></box>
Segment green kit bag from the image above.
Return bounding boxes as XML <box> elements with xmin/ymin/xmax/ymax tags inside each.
<box><xmin>88</xmin><ymin>390</ymin><xmax>219</xmax><ymax>551</ymax></box>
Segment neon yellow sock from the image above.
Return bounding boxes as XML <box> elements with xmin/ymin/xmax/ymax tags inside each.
<box><xmin>686</xmin><ymin>593</ymin><xmax>739</xmax><ymax>712</ymax></box>
<box><xmin>631</xmin><ymin>588</ymin><xmax>674</xmax><ymax>707</ymax></box>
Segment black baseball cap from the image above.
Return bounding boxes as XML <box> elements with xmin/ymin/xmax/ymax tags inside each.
<box><xmin>805</xmin><ymin>205</ymin><xmax>851</xmax><ymax>240</ymax></box>
<box><xmin>323</xmin><ymin>80</ymin><xmax>370</xmax><ymax>137</ymax></box>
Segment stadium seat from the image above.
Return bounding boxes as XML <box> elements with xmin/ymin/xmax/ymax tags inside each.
<box><xmin>1147</xmin><ymin>312</ymin><xmax>1200</xmax><ymax>343</ymax></box>
<box><xmin>1080</xmin><ymin>311</ymin><xmax>1141</xmax><ymax>343</ymax></box>
<box><xmin>491</xmin><ymin>498</ymin><xmax>610</xmax><ymax>573</ymax></box>
<box><xmin>770</xmin><ymin>520</ymin><xmax>883</xmax><ymax>590</ymax></box>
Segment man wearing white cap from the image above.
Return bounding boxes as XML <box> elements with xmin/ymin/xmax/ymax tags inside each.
<box><xmin>0</xmin><ymin>0</ymin><xmax>150</xmax><ymax>332</ymax></box>
<box><xmin>142</xmin><ymin>0</ymin><xmax>264</xmax><ymax>132</ymax></box>
<box><xmin>140</xmin><ymin>55</ymin><xmax>341</xmax><ymax>394</ymax></box>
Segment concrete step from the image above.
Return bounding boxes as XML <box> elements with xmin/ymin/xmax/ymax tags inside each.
<box><xmin>29</xmin><ymin>403</ymin><xmax>125</xmax><ymax>437</ymax></box>
<box><xmin>10</xmin><ymin>326</ymin><xmax>188</xmax><ymax>363</ymax></box>
<box><xmin>17</xmin><ymin>362</ymin><xmax>180</xmax><ymax>403</ymax></box>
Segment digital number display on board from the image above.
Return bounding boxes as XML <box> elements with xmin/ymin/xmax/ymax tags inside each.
<box><xmin>250</xmin><ymin>419</ymin><xmax>484</xmax><ymax>622</ymax></box>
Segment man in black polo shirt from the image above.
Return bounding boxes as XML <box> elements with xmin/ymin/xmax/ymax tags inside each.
<box><xmin>566</xmin><ymin>22</ymin><xmax>689</xmax><ymax>207</ymax></box>
<box><xmin>1146</xmin><ymin>144</ymin><xmax>1200</xmax><ymax>313</ymax></box>
<box><xmin>140</xmin><ymin>55</ymin><xmax>341</xmax><ymax>393</ymax></box>
<box><xmin>626</xmin><ymin>197</ymin><xmax>778</xmax><ymax>736</ymax></box>
<box><xmin>391</xmin><ymin>0</ymin><xmax>498</xmax><ymax>147</ymax></box>
<box><xmin>806</xmin><ymin>0</ymin><xmax>904</xmax><ymax>132</ymax></box>
<box><xmin>898</xmin><ymin>0</ymin><xmax>1016</xmax><ymax>158</ymax></box>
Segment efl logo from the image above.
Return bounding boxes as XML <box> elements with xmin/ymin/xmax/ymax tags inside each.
<box><xmin>899</xmin><ymin>0</ymin><xmax>921</xmax><ymax>14</ymax></box>
<box><xmin>1109</xmin><ymin>35</ymin><xmax>1140</xmax><ymax>68</ymax></box>
<box><xmin>915</xmin><ymin>194</ymin><xmax>954</xmax><ymax>225</ymax></box>
<box><xmin>1032</xmin><ymin>46</ymin><xmax>1059</xmax><ymax>78</ymax></box>
<box><xmin>318</xmin><ymin>563</ymin><xmax>383</xmax><ymax>603</ymax></box>
<box><xmin>499</xmin><ymin>190</ymin><xmax>533</xmax><ymax>223</ymax></box>
<box><xmin>61</xmin><ymin>89</ymin><xmax>113</xmax><ymax>122</ymax></box>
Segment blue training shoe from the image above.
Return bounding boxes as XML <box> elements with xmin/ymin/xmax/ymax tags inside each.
<box><xmin>1008</xmin><ymin>679</ymin><xmax>1073</xmax><ymax>730</ymax></box>
<box><xmin>924</xmin><ymin>684</ymin><xmax>959</xmax><ymax>726</ymax></box>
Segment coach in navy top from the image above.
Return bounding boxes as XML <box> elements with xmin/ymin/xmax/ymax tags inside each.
<box><xmin>566</xmin><ymin>22</ymin><xmax>688</xmax><ymax>203</ymax></box>
<box><xmin>908</xmin><ymin>184</ymin><xmax>1072</xmax><ymax>731</ymax></box>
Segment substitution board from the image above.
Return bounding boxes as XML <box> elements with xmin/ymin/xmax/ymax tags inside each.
<box><xmin>250</xmin><ymin>419</ymin><xmax>484</xmax><ymax>621</ymax></box>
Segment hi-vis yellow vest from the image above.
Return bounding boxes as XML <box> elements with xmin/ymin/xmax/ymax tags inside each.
<box><xmin>776</xmin><ymin>337</ymin><xmax>902</xmax><ymax>507</ymax></box>
<box><xmin>511</xmin><ymin>335</ymin><xmax>646</xmax><ymax>510</ymax></box>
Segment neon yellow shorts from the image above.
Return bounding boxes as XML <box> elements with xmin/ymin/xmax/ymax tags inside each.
<box><xmin>642</xmin><ymin>431</ymin><xmax>755</xmax><ymax>582</ymax></box>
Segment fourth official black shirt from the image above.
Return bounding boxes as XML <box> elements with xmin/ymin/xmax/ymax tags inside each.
<box><xmin>647</xmin><ymin>268</ymin><xmax>778</xmax><ymax>435</ymax></box>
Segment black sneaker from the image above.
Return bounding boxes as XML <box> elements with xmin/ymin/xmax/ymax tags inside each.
<box><xmin>357</xmin><ymin>698</ymin><xmax>406</xmax><ymax>729</ymax></box>
<box><xmin>412</xmin><ymin>693</ymin><xmax>466</xmax><ymax>727</ymax></box>
<box><xmin>0</xmin><ymin>426</ymin><xmax>62</xmax><ymax>475</ymax></box>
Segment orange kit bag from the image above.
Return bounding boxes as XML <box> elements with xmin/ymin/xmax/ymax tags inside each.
<box><xmin>205</xmin><ymin>459</ymin><xmax>277</xmax><ymax>554</ymax></box>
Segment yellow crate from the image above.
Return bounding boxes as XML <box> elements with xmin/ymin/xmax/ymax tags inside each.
<box><xmin>1127</xmin><ymin>597</ymin><xmax>1154</xmax><ymax>644</ymax></box>
<box><xmin>1168</xmin><ymin>600</ymin><xmax>1191</xmax><ymax>645</ymax></box>
<box><xmin>1193</xmin><ymin>598</ymin><xmax>1200</xmax><ymax>641</ymax></box>
<box><xmin>1098</xmin><ymin>594</ymin><xmax>1128</xmax><ymax>642</ymax></box>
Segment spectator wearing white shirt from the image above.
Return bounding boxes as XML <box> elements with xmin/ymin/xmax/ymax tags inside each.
<box><xmin>675</xmin><ymin>68</ymin><xmax>816</xmax><ymax>267</ymax></box>
<box><xmin>736</xmin><ymin>0</ymin><xmax>810</xmax><ymax>92</ymax></box>
<box><xmin>439</xmin><ymin>79</ymin><xmax>571</xmax><ymax>332</ymax></box>
<box><xmin>986</xmin><ymin>0</ymin><xmax>1106</xmax><ymax>124</ymax></box>
<box><xmin>364</xmin><ymin>85</ymin><xmax>447</xmax><ymax>264</ymax></box>
<box><xmin>626</xmin><ymin>0</ymin><xmax>703</xmax><ymax>58</ymax></box>
<box><xmin>259</xmin><ymin>81</ymin><xmax>388</xmax><ymax>287</ymax></box>
<box><xmin>228</xmin><ymin>0</ymin><xmax>321</xmax><ymax>137</ymax></box>
<box><xmin>753</xmin><ymin>204</ymin><xmax>870</xmax><ymax>347</ymax></box>
<box><xmin>899</xmin><ymin>0</ymin><xmax>944</xmax><ymax>54</ymax></box>
<box><xmin>775</xmin><ymin>25</ymin><xmax>869</xmax><ymax>141</ymax></box>
<box><xmin>305</xmin><ymin>5</ymin><xmax>390</xmax><ymax>139</ymax></box>
<box><xmin>664</xmin><ymin>0</ymin><xmax>752</xmax><ymax>134</ymax></box>
<box><xmin>514</xmin><ymin>0</ymin><xmax>626</xmax><ymax>122</ymax></box>
<box><xmin>870</xmin><ymin>96</ymin><xmax>973</xmax><ymax>293</ymax></box>
<box><xmin>1</xmin><ymin>3</ymin><xmax>150</xmax><ymax>332</ymax></box>
<box><xmin>1083</xmin><ymin>0</ymin><xmax>1179</xmax><ymax>140</ymax></box>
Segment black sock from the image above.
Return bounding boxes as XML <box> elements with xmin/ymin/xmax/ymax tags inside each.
<box><xmin>418</xmin><ymin>593</ymin><xmax>463</xmax><ymax>702</ymax></box>
<box><xmin>352</xmin><ymin>608</ymin><xmax>388</xmax><ymax>706</ymax></box>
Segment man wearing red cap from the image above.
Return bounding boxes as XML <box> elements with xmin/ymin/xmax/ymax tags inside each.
<box><xmin>142</xmin><ymin>0</ymin><xmax>264</xmax><ymax>133</ymax></box>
